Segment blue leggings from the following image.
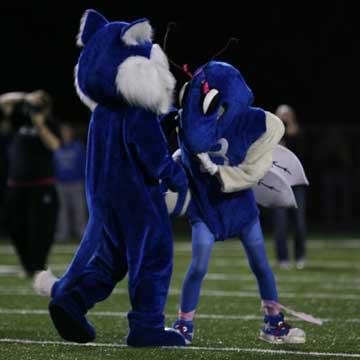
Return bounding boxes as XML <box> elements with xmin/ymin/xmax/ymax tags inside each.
<box><xmin>180</xmin><ymin>219</ymin><xmax>278</xmax><ymax>313</ymax></box>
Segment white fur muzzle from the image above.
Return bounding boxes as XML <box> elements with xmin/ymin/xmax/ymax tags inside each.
<box><xmin>115</xmin><ymin>44</ymin><xmax>176</xmax><ymax>115</ymax></box>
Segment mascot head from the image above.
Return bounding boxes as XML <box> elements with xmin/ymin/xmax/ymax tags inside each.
<box><xmin>75</xmin><ymin>9</ymin><xmax>176</xmax><ymax>114</ymax></box>
<box><xmin>179</xmin><ymin>61</ymin><xmax>254</xmax><ymax>153</ymax></box>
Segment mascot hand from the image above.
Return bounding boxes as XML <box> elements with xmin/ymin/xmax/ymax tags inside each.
<box><xmin>164</xmin><ymin>162</ymin><xmax>188</xmax><ymax>194</ymax></box>
<box><xmin>172</xmin><ymin>149</ymin><xmax>182</xmax><ymax>163</ymax></box>
<box><xmin>197</xmin><ymin>153</ymin><xmax>218</xmax><ymax>175</ymax></box>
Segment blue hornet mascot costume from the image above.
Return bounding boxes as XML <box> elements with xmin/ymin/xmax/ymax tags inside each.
<box><xmin>166</xmin><ymin>61</ymin><xmax>314</xmax><ymax>344</ymax></box>
<box><xmin>37</xmin><ymin>10</ymin><xmax>188</xmax><ymax>346</ymax></box>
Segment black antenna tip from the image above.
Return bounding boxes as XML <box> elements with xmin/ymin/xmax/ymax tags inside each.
<box><xmin>167</xmin><ymin>22</ymin><xmax>177</xmax><ymax>31</ymax></box>
<box><xmin>228</xmin><ymin>37</ymin><xmax>240</xmax><ymax>46</ymax></box>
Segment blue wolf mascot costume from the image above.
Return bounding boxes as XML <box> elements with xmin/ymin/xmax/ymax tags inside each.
<box><xmin>46</xmin><ymin>10</ymin><xmax>188</xmax><ymax>346</ymax></box>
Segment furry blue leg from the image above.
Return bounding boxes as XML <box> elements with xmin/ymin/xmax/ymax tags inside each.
<box><xmin>70</xmin><ymin>224</ymin><xmax>128</xmax><ymax>311</ymax></box>
<box><xmin>180</xmin><ymin>221</ymin><xmax>215</xmax><ymax>313</ymax></box>
<box><xmin>51</xmin><ymin>214</ymin><xmax>102</xmax><ymax>298</ymax></box>
<box><xmin>240</xmin><ymin>218</ymin><xmax>278</xmax><ymax>301</ymax></box>
<box><xmin>49</xmin><ymin>220</ymin><xmax>127</xmax><ymax>343</ymax></box>
<box><xmin>126</xmin><ymin>217</ymin><xmax>173</xmax><ymax>331</ymax></box>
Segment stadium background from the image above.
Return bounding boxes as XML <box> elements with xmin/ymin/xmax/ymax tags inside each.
<box><xmin>3</xmin><ymin>1</ymin><xmax>354</xmax><ymax>233</ymax></box>
<box><xmin>0</xmin><ymin>2</ymin><xmax>359</xmax><ymax>359</ymax></box>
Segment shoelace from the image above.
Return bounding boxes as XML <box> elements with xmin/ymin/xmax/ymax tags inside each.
<box><xmin>274</xmin><ymin>321</ymin><xmax>291</xmax><ymax>336</ymax></box>
<box><xmin>175</xmin><ymin>324</ymin><xmax>188</xmax><ymax>334</ymax></box>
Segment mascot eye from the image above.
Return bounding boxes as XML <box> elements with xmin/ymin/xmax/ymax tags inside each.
<box><xmin>179</xmin><ymin>82</ymin><xmax>189</xmax><ymax>107</ymax></box>
<box><xmin>202</xmin><ymin>88</ymin><xmax>220</xmax><ymax>115</ymax></box>
<box><xmin>217</xmin><ymin>104</ymin><xmax>227</xmax><ymax>120</ymax></box>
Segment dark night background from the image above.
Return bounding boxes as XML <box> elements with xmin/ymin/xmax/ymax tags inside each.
<box><xmin>1</xmin><ymin>1</ymin><xmax>359</xmax><ymax>231</ymax></box>
<box><xmin>0</xmin><ymin>2</ymin><xmax>358</xmax><ymax>123</ymax></box>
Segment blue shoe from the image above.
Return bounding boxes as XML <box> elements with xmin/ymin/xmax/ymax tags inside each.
<box><xmin>126</xmin><ymin>327</ymin><xmax>186</xmax><ymax>347</ymax></box>
<box><xmin>172</xmin><ymin>319</ymin><xmax>194</xmax><ymax>344</ymax></box>
<box><xmin>49</xmin><ymin>293</ymin><xmax>96</xmax><ymax>343</ymax></box>
<box><xmin>259</xmin><ymin>312</ymin><xmax>305</xmax><ymax>344</ymax></box>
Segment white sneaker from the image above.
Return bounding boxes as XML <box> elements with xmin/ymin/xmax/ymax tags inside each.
<box><xmin>33</xmin><ymin>269</ymin><xmax>58</xmax><ymax>297</ymax></box>
<box><xmin>260</xmin><ymin>327</ymin><xmax>306</xmax><ymax>344</ymax></box>
<box><xmin>296</xmin><ymin>259</ymin><xmax>306</xmax><ymax>270</ymax></box>
<box><xmin>278</xmin><ymin>261</ymin><xmax>292</xmax><ymax>270</ymax></box>
<box><xmin>259</xmin><ymin>313</ymin><xmax>306</xmax><ymax>344</ymax></box>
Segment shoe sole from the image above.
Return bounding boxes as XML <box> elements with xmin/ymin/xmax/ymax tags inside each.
<box><xmin>171</xmin><ymin>326</ymin><xmax>193</xmax><ymax>344</ymax></box>
<box><xmin>49</xmin><ymin>303</ymin><xmax>95</xmax><ymax>343</ymax></box>
<box><xmin>259</xmin><ymin>333</ymin><xmax>306</xmax><ymax>344</ymax></box>
<box><xmin>127</xmin><ymin>334</ymin><xmax>186</xmax><ymax>347</ymax></box>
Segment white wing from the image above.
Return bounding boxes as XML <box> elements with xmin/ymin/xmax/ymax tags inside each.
<box><xmin>272</xmin><ymin>144</ymin><xmax>309</xmax><ymax>186</ymax></box>
<box><xmin>254</xmin><ymin>168</ymin><xmax>298</xmax><ymax>208</ymax></box>
<box><xmin>253</xmin><ymin>144</ymin><xmax>309</xmax><ymax>208</ymax></box>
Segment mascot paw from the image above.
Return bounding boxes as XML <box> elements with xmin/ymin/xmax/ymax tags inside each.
<box><xmin>126</xmin><ymin>327</ymin><xmax>186</xmax><ymax>347</ymax></box>
<box><xmin>49</xmin><ymin>294</ymin><xmax>96</xmax><ymax>343</ymax></box>
<box><xmin>33</xmin><ymin>269</ymin><xmax>58</xmax><ymax>297</ymax></box>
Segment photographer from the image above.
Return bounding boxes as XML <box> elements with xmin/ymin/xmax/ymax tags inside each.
<box><xmin>0</xmin><ymin>90</ymin><xmax>60</xmax><ymax>278</ymax></box>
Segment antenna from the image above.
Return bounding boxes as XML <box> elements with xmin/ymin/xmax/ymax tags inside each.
<box><xmin>163</xmin><ymin>22</ymin><xmax>183</xmax><ymax>71</ymax></box>
<box><xmin>210</xmin><ymin>37</ymin><xmax>240</xmax><ymax>61</ymax></box>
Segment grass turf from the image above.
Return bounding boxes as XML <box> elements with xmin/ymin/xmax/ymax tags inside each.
<box><xmin>0</xmin><ymin>235</ymin><xmax>359</xmax><ymax>359</ymax></box>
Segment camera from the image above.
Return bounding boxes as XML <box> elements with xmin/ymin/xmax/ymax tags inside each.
<box><xmin>8</xmin><ymin>99</ymin><xmax>45</xmax><ymax>128</ymax></box>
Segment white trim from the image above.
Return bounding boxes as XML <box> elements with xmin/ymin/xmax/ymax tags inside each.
<box><xmin>218</xmin><ymin>111</ymin><xmax>285</xmax><ymax>193</ymax></box>
<box><xmin>202</xmin><ymin>89</ymin><xmax>219</xmax><ymax>114</ymax></box>
<box><xmin>76</xmin><ymin>10</ymin><xmax>89</xmax><ymax>47</ymax></box>
<box><xmin>122</xmin><ymin>21</ymin><xmax>153</xmax><ymax>46</ymax></box>
<box><xmin>0</xmin><ymin>338</ymin><xmax>359</xmax><ymax>358</ymax></box>
<box><xmin>74</xmin><ymin>65</ymin><xmax>97</xmax><ymax>111</ymax></box>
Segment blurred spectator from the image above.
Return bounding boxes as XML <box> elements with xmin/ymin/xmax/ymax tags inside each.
<box><xmin>0</xmin><ymin>110</ymin><xmax>12</xmax><ymax>236</ymax></box>
<box><xmin>0</xmin><ymin>90</ymin><xmax>60</xmax><ymax>278</ymax></box>
<box><xmin>314</xmin><ymin>125</ymin><xmax>353</xmax><ymax>227</ymax></box>
<box><xmin>53</xmin><ymin>122</ymin><xmax>87</xmax><ymax>242</ymax></box>
<box><xmin>272</xmin><ymin>104</ymin><xmax>307</xmax><ymax>269</ymax></box>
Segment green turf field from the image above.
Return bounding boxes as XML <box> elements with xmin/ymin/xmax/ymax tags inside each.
<box><xmin>0</xmin><ymin>236</ymin><xmax>359</xmax><ymax>359</ymax></box>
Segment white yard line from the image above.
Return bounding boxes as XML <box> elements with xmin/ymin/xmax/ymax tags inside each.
<box><xmin>1</xmin><ymin>265</ymin><xmax>359</xmax><ymax>286</ymax></box>
<box><xmin>0</xmin><ymin>338</ymin><xmax>359</xmax><ymax>358</ymax></box>
<box><xmin>1</xmin><ymin>239</ymin><xmax>360</xmax><ymax>255</ymax></box>
<box><xmin>1</xmin><ymin>308</ymin><xmax>360</xmax><ymax>323</ymax></box>
<box><xmin>176</xmin><ymin>241</ymin><xmax>360</xmax><ymax>250</ymax></box>
<box><xmin>213</xmin><ymin>258</ymin><xmax>360</xmax><ymax>269</ymax></box>
<box><xmin>1</xmin><ymin>256</ymin><xmax>360</xmax><ymax>275</ymax></box>
<box><xmin>205</xmin><ymin>273</ymin><xmax>360</xmax><ymax>284</ymax></box>
<box><xmin>1</xmin><ymin>286</ymin><xmax>360</xmax><ymax>301</ymax></box>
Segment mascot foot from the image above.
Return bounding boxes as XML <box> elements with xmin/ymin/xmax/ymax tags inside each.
<box><xmin>173</xmin><ymin>319</ymin><xmax>194</xmax><ymax>344</ymax></box>
<box><xmin>259</xmin><ymin>313</ymin><xmax>305</xmax><ymax>344</ymax></box>
<box><xmin>126</xmin><ymin>327</ymin><xmax>186</xmax><ymax>347</ymax></box>
<box><xmin>33</xmin><ymin>269</ymin><xmax>58</xmax><ymax>297</ymax></box>
<box><xmin>49</xmin><ymin>294</ymin><xmax>95</xmax><ymax>343</ymax></box>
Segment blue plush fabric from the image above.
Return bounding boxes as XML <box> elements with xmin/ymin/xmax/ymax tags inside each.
<box><xmin>77</xmin><ymin>18</ymin><xmax>152</xmax><ymax>107</ymax></box>
<box><xmin>178</xmin><ymin>61</ymin><xmax>266</xmax><ymax>240</ymax></box>
<box><xmin>51</xmin><ymin>9</ymin><xmax>188</xmax><ymax>341</ymax></box>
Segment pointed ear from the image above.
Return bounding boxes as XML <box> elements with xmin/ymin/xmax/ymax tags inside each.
<box><xmin>77</xmin><ymin>9</ymin><xmax>108</xmax><ymax>47</ymax></box>
<box><xmin>121</xmin><ymin>18</ymin><xmax>153</xmax><ymax>46</ymax></box>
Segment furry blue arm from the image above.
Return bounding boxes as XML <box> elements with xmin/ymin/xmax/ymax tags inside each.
<box><xmin>159</xmin><ymin>107</ymin><xmax>179</xmax><ymax>141</ymax></box>
<box><xmin>130</xmin><ymin>111</ymin><xmax>188</xmax><ymax>192</ymax></box>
